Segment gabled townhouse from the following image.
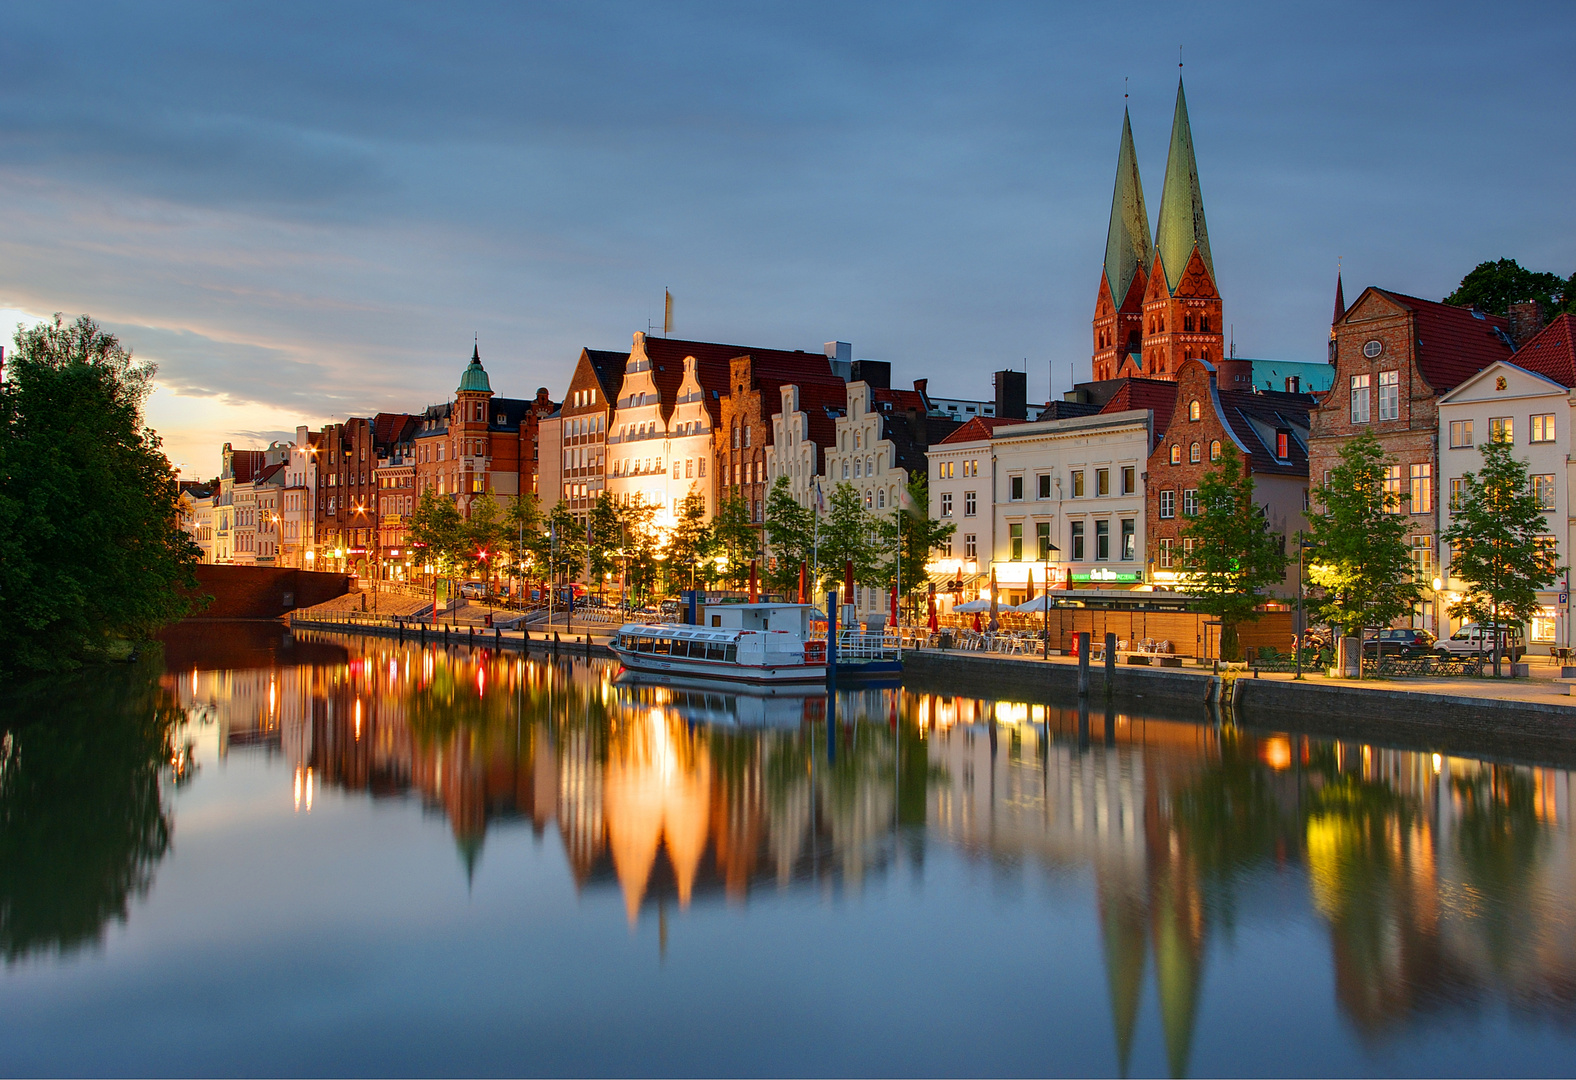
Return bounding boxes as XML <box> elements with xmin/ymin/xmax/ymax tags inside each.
<box><xmin>716</xmin><ymin>351</ymin><xmax>844</xmax><ymax>525</ymax></box>
<box><xmin>925</xmin><ymin>416</ymin><xmax>1026</xmax><ymax>608</ymax></box>
<box><xmin>556</xmin><ymin>347</ymin><xmax>625</xmax><ymax>520</ymax></box>
<box><xmin>765</xmin><ymin>378</ymin><xmax>846</xmax><ymax>509</ymax></box>
<box><xmin>216</xmin><ymin>443</ymin><xmax>268</xmax><ymax>564</ymax></box>
<box><xmin>1310</xmin><ymin>286</ymin><xmax>1515</xmax><ymax>621</ymax></box>
<box><xmin>1438</xmin><ymin>314</ymin><xmax>1576</xmax><ymax>649</ymax></box>
<box><xmin>1147</xmin><ymin>356</ymin><xmax>1312</xmax><ymax>594</ymax></box>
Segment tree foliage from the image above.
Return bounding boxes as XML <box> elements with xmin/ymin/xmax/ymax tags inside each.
<box><xmin>1305</xmin><ymin>432</ymin><xmax>1421</xmax><ymax>639</ymax></box>
<box><xmin>1441</xmin><ymin>439</ymin><xmax>1563</xmax><ymax>671</ymax></box>
<box><xmin>816</xmin><ymin>482</ymin><xmax>882</xmax><ymax>596</ymax></box>
<box><xmin>543</xmin><ymin>500</ymin><xmax>586</xmax><ymax>582</ymax></box>
<box><xmin>1445</xmin><ymin>258</ymin><xmax>1573</xmax><ymax>321</ymax></box>
<box><xmin>763</xmin><ymin>476</ymin><xmax>814</xmax><ymax>594</ymax></box>
<box><xmin>876</xmin><ymin>473</ymin><xmax>955</xmax><ymax>611</ymax></box>
<box><xmin>663</xmin><ymin>492</ymin><xmax>714</xmax><ymax>593</ymax></box>
<box><xmin>1177</xmin><ymin>446</ymin><xmax>1289</xmax><ymax>659</ymax></box>
<box><xmin>711</xmin><ymin>495</ymin><xmax>760</xmax><ymax>589</ymax></box>
<box><xmin>0</xmin><ymin>315</ymin><xmax>201</xmax><ymax>676</ymax></box>
<box><xmin>407</xmin><ymin>487</ymin><xmax>465</xmax><ymax>577</ymax></box>
<box><xmin>586</xmin><ymin>492</ymin><xmax>622</xmax><ymax>584</ymax></box>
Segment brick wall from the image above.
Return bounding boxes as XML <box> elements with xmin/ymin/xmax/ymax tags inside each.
<box><xmin>186</xmin><ymin>565</ymin><xmax>352</xmax><ymax>619</ymax></box>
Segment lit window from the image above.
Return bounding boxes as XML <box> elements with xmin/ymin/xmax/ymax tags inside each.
<box><xmin>1189</xmin><ymin>399</ymin><xmax>1201</xmax><ymax>421</ymax></box>
<box><xmin>1209</xmin><ymin>440</ymin><xmax>1221</xmax><ymax>462</ymax></box>
<box><xmin>1534</xmin><ymin>473</ymin><xmax>1558</xmax><ymax>509</ymax></box>
<box><xmin>1531</xmin><ymin>414</ymin><xmax>1556</xmax><ymax>443</ymax></box>
<box><xmin>1071</xmin><ymin>470</ymin><xmax>1085</xmax><ymax>497</ymax></box>
<box><xmin>1383</xmin><ymin>464</ymin><xmax>1403</xmax><ymax>510</ymax></box>
<box><xmin>1170</xmin><ymin>445</ymin><xmax>1181</xmax><ymax>465</ymax></box>
<box><xmin>1009</xmin><ymin>523</ymin><xmax>1023</xmax><ymax>561</ymax></box>
<box><xmin>1190</xmin><ymin>442</ymin><xmax>1201</xmax><ymax>464</ymax></box>
<box><xmin>1489</xmin><ymin>416</ymin><xmax>1513</xmax><ymax>444</ymax></box>
<box><xmin>1378</xmin><ymin>370</ymin><xmax>1399</xmax><ymax>421</ymax></box>
<box><xmin>1410</xmin><ymin>463</ymin><xmax>1433</xmax><ymax>513</ymax></box>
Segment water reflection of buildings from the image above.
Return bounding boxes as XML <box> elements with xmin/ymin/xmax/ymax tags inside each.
<box><xmin>165</xmin><ymin>633</ymin><xmax>1576</xmax><ymax>1077</ymax></box>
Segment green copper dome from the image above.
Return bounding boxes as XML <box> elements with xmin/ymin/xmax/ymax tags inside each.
<box><xmin>457</xmin><ymin>342</ymin><xmax>492</xmax><ymax>394</ymax></box>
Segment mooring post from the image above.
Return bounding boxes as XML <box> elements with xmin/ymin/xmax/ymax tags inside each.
<box><xmin>1076</xmin><ymin>632</ymin><xmax>1090</xmax><ymax>697</ymax></box>
<box><xmin>826</xmin><ymin>589</ymin><xmax>839</xmax><ymax>693</ymax></box>
<box><xmin>1104</xmin><ymin>631</ymin><xmax>1116</xmax><ymax>698</ymax></box>
<box><xmin>553</xmin><ymin>632</ymin><xmax>560</xmax><ymax>654</ymax></box>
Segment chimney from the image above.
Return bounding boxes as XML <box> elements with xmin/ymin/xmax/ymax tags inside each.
<box><xmin>824</xmin><ymin>341</ymin><xmax>852</xmax><ymax>380</ymax></box>
<box><xmin>1284</xmin><ymin>376</ymin><xmax>1300</xmax><ymax>394</ymax></box>
<box><xmin>993</xmin><ymin>369</ymin><xmax>1027</xmax><ymax>420</ymax></box>
<box><xmin>1509</xmin><ymin>301</ymin><xmax>1544</xmax><ymax>349</ymax></box>
<box><xmin>1214</xmin><ymin>356</ymin><xmax>1254</xmax><ymax>393</ymax></box>
<box><xmin>849</xmin><ymin>359</ymin><xmax>890</xmax><ymax>389</ymax></box>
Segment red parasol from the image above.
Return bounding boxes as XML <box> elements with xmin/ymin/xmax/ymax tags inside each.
<box><xmin>972</xmin><ymin>611</ymin><xmax>982</xmax><ymax>633</ymax></box>
<box><xmin>927</xmin><ymin>585</ymin><xmax>938</xmax><ymax>633</ymax></box>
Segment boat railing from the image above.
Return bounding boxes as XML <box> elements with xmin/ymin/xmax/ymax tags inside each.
<box><xmin>834</xmin><ymin>628</ymin><xmax>901</xmax><ymax>661</ymax></box>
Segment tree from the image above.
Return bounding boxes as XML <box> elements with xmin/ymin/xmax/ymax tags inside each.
<box><xmin>1445</xmin><ymin>258</ymin><xmax>1572</xmax><ymax>322</ymax></box>
<box><xmin>1177</xmin><ymin>445</ymin><xmax>1289</xmax><ymax>660</ymax></box>
<box><xmin>1305</xmin><ymin>432</ymin><xmax>1421</xmax><ymax>673</ymax></box>
<box><xmin>711</xmin><ymin>495</ymin><xmax>760</xmax><ymax>590</ymax></box>
<box><xmin>619</xmin><ymin>501</ymin><xmax>662</xmax><ymax>604</ymax></box>
<box><xmin>816</xmin><ymin>483</ymin><xmax>882</xmax><ymax>597</ymax></box>
<box><xmin>763</xmin><ymin>476</ymin><xmax>815</xmax><ymax>595</ymax></box>
<box><xmin>662</xmin><ymin>492</ymin><xmax>713</xmax><ymax>593</ymax></box>
<box><xmin>460</xmin><ymin>494</ymin><xmax>504</xmax><ymax>584</ymax></box>
<box><xmin>876</xmin><ymin>473</ymin><xmax>955</xmax><ymax>616</ymax></box>
<box><xmin>0</xmin><ymin>314</ymin><xmax>201</xmax><ymax>675</ymax></box>
<box><xmin>1441</xmin><ymin>439</ymin><xmax>1563</xmax><ymax>675</ymax></box>
<box><xmin>407</xmin><ymin>487</ymin><xmax>465</xmax><ymax>598</ymax></box>
<box><xmin>586</xmin><ymin>492</ymin><xmax>622</xmax><ymax>586</ymax></box>
<box><xmin>500</xmin><ymin>492</ymin><xmax>544</xmax><ymax>590</ymax></box>
<box><xmin>543</xmin><ymin>500</ymin><xmax>586</xmax><ymax>584</ymax></box>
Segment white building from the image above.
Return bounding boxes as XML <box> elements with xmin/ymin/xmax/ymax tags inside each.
<box><xmin>924</xmin><ymin>417</ymin><xmax>1024</xmax><ymax>608</ymax></box>
<box><xmin>605</xmin><ymin>334</ymin><xmax>716</xmax><ymax>528</ymax></box>
<box><xmin>766</xmin><ymin>380</ymin><xmax>845</xmax><ymax>509</ymax></box>
<box><xmin>281</xmin><ymin>427</ymin><xmax>319</xmax><ymax>569</ymax></box>
<box><xmin>1437</xmin><ymin>343</ymin><xmax>1575</xmax><ymax>650</ymax></box>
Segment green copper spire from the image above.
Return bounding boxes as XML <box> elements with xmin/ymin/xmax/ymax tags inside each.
<box><xmin>1103</xmin><ymin>108</ymin><xmax>1152</xmax><ymax>307</ymax></box>
<box><xmin>1153</xmin><ymin>77</ymin><xmax>1213</xmax><ymax>293</ymax></box>
<box><xmin>458</xmin><ymin>341</ymin><xmax>492</xmax><ymax>394</ymax></box>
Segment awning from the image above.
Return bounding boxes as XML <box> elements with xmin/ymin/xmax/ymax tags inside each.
<box><xmin>927</xmin><ymin>570</ymin><xmax>985</xmax><ymax>591</ymax></box>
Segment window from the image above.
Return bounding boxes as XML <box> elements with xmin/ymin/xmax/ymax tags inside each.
<box><xmin>1009</xmin><ymin>523</ymin><xmax>1023</xmax><ymax>561</ymax></box>
<box><xmin>853</xmin><ymin>458</ymin><xmax>861</xmax><ymax>478</ymax></box>
<box><xmin>1189</xmin><ymin>442</ymin><xmax>1201</xmax><ymax>464</ymax></box>
<box><xmin>877</xmin><ymin>489</ymin><xmax>885</xmax><ymax>509</ymax></box>
<box><xmin>1533</xmin><ymin>609</ymin><xmax>1557</xmax><ymax>643</ymax></box>
<box><xmin>1159</xmin><ymin>490</ymin><xmax>1175</xmax><ymax>519</ymax></box>
<box><xmin>1121</xmin><ymin>466</ymin><xmax>1135</xmax><ymax>495</ymax></box>
<box><xmin>1410</xmin><ymin>463</ymin><xmax>1433</xmax><ymax>513</ymax></box>
<box><xmin>1411</xmin><ymin>536</ymin><xmax>1433</xmax><ymax>579</ymax></box>
<box><xmin>1383</xmin><ymin>464</ymin><xmax>1403</xmax><ymax>510</ymax></box>
<box><xmin>1378</xmin><ymin>370</ymin><xmax>1399</xmax><ymax>421</ymax></box>
<box><xmin>1170</xmin><ymin>445</ymin><xmax>1181</xmax><ymax>465</ymax></box>
<box><xmin>1276</xmin><ymin>431</ymin><xmax>1290</xmax><ymax>460</ymax></box>
<box><xmin>1350</xmin><ymin>374</ymin><xmax>1370</xmax><ymax>424</ymax></box>
<box><xmin>697</xmin><ymin>458</ymin><xmax>706</xmax><ymax>477</ymax></box>
<box><xmin>1182</xmin><ymin>489</ymin><xmax>1198</xmax><ymax>517</ymax></box>
<box><xmin>1036</xmin><ymin>522</ymin><xmax>1052</xmax><ymax>561</ymax></box>
<box><xmin>673</xmin><ymin>460</ymin><xmax>682</xmax><ymax>480</ymax></box>
<box><xmin>1120</xmin><ymin>519</ymin><xmax>1135</xmax><ymax>561</ymax></box>
<box><xmin>1071</xmin><ymin>470</ymin><xmax>1085</xmax><ymax>497</ymax></box>
<box><xmin>744</xmin><ymin>426</ymin><xmax>752</xmax><ymax>448</ymax></box>
<box><xmin>1095</xmin><ymin>520</ymin><xmax>1110</xmax><ymax>561</ymax></box>
<box><xmin>1095</xmin><ymin>468</ymin><xmax>1109</xmax><ymax>496</ymax></box>
<box><xmin>964</xmin><ymin>533</ymin><xmax>977</xmax><ymax>559</ymax></box>
<box><xmin>1070</xmin><ymin>521</ymin><xmax>1085</xmax><ymax>561</ymax></box>
<box><xmin>1531</xmin><ymin>414</ymin><xmax>1556</xmax><ymax>443</ymax></box>
<box><xmin>940</xmin><ymin>534</ymin><xmax>953</xmax><ymax>557</ymax></box>
<box><xmin>964</xmin><ymin>491</ymin><xmax>976</xmax><ymax>516</ymax></box>
<box><xmin>685</xmin><ymin>458</ymin><xmax>693</xmax><ymax>479</ymax></box>
<box><xmin>1209</xmin><ymin>440</ymin><xmax>1221</xmax><ymax>462</ymax></box>
<box><xmin>1009</xmin><ymin>475</ymin><xmax>1024</xmax><ymax>501</ymax></box>
<box><xmin>1534</xmin><ymin>473</ymin><xmax>1558</xmax><ymax>509</ymax></box>
<box><xmin>940</xmin><ymin>492</ymin><xmax>953</xmax><ymax>517</ymax></box>
<box><xmin>1489</xmin><ymin>416</ymin><xmax>1513</xmax><ymax>444</ymax></box>
<box><xmin>1449</xmin><ymin>477</ymin><xmax>1465</xmax><ymax>510</ymax></box>
<box><xmin>1038</xmin><ymin>474</ymin><xmax>1052</xmax><ymax>499</ymax></box>
<box><xmin>1159</xmin><ymin>538</ymin><xmax>1174</xmax><ymax>568</ymax></box>
<box><xmin>1189</xmin><ymin>399</ymin><xmax>1201</xmax><ymax>421</ymax></box>
<box><xmin>1535</xmin><ymin>536</ymin><xmax>1559</xmax><ymax>574</ymax></box>
<box><xmin>1183</xmin><ymin>537</ymin><xmax>1196</xmax><ymax>566</ymax></box>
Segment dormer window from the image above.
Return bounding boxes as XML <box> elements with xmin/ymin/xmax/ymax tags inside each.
<box><xmin>1276</xmin><ymin>430</ymin><xmax>1291</xmax><ymax>460</ymax></box>
<box><xmin>1189</xmin><ymin>400</ymin><xmax>1201</xmax><ymax>421</ymax></box>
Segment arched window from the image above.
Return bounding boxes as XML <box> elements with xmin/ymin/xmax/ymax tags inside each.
<box><xmin>1184</xmin><ymin>315</ymin><xmax>1193</xmax><ymax>332</ymax></box>
<box><xmin>732</xmin><ymin>424</ymin><xmax>740</xmax><ymax>449</ymax></box>
<box><xmin>1170</xmin><ymin>445</ymin><xmax>1181</xmax><ymax>465</ymax></box>
<box><xmin>1190</xmin><ymin>442</ymin><xmax>1201</xmax><ymax>464</ymax></box>
<box><xmin>1189</xmin><ymin>399</ymin><xmax>1201</xmax><ymax>421</ymax></box>
<box><xmin>1209</xmin><ymin>440</ymin><xmax>1221</xmax><ymax>461</ymax></box>
<box><xmin>865</xmin><ymin>491</ymin><xmax>873</xmax><ymax>509</ymax></box>
<box><xmin>854</xmin><ymin>459</ymin><xmax>862</xmax><ymax>478</ymax></box>
<box><xmin>877</xmin><ymin>489</ymin><xmax>886</xmax><ymax>509</ymax></box>
<box><xmin>866</xmin><ymin>455</ymin><xmax>874</xmax><ymax>476</ymax></box>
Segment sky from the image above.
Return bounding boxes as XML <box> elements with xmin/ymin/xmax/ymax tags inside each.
<box><xmin>1</xmin><ymin>1</ymin><xmax>1572</xmax><ymax>479</ymax></box>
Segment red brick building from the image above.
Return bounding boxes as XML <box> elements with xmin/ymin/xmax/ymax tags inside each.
<box><xmin>1309</xmin><ymin>286</ymin><xmax>1514</xmax><ymax>593</ymax></box>
<box><xmin>715</xmin><ymin>351</ymin><xmax>846</xmax><ymax>524</ymax></box>
<box><xmin>555</xmin><ymin>347</ymin><xmax>625</xmax><ymax>520</ymax></box>
<box><xmin>1146</xmin><ymin>357</ymin><xmax>1313</xmax><ymax>594</ymax></box>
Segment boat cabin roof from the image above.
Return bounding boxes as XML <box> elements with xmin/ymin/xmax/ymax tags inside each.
<box><xmin>701</xmin><ymin>603</ymin><xmax>816</xmax><ymax>633</ymax></box>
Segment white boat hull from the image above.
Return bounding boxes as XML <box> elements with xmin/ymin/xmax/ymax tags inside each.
<box><xmin>610</xmin><ymin>645</ymin><xmax>826</xmax><ymax>684</ymax></box>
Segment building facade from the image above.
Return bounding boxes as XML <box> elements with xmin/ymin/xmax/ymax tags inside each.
<box><xmin>554</xmin><ymin>349</ymin><xmax>623</xmax><ymax>520</ymax></box>
<box><xmin>925</xmin><ymin>416</ymin><xmax>1024</xmax><ymax>606</ymax></box>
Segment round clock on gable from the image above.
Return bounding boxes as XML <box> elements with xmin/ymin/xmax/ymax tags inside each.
<box><xmin>1362</xmin><ymin>339</ymin><xmax>1383</xmax><ymax>358</ymax></box>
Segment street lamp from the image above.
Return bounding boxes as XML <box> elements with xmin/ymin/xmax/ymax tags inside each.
<box><xmin>1295</xmin><ymin>532</ymin><xmax>1315</xmax><ymax>680</ymax></box>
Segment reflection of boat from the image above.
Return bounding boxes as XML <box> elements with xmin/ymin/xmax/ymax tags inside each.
<box><xmin>612</xmin><ymin>672</ymin><xmax>826</xmax><ymax>728</ymax></box>
<box><xmin>611</xmin><ymin>603</ymin><xmax>826</xmax><ymax>684</ymax></box>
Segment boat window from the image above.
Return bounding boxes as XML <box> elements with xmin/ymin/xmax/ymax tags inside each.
<box><xmin>636</xmin><ymin>638</ymin><xmax>655</xmax><ymax>653</ymax></box>
<box><xmin>654</xmin><ymin>638</ymin><xmax>671</xmax><ymax>654</ymax></box>
<box><xmin>671</xmin><ymin>640</ymin><xmax>691</xmax><ymax>658</ymax></box>
<box><xmin>724</xmin><ymin>644</ymin><xmax>738</xmax><ymax>662</ymax></box>
<box><xmin>706</xmin><ymin>642</ymin><xmax>726</xmax><ymax>660</ymax></box>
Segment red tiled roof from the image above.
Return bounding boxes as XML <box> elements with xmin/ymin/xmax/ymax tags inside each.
<box><xmin>938</xmin><ymin>415</ymin><xmax>1027</xmax><ymax>444</ymax></box>
<box><xmin>640</xmin><ymin>336</ymin><xmax>836</xmax><ymax>424</ymax></box>
<box><xmin>253</xmin><ymin>461</ymin><xmax>286</xmax><ymax>485</ymax></box>
<box><xmin>1508</xmin><ymin>313</ymin><xmax>1576</xmax><ymax>387</ymax></box>
<box><xmin>228</xmin><ymin>449</ymin><xmax>268</xmax><ymax>483</ymax></box>
<box><xmin>1372</xmin><ymin>290</ymin><xmax>1514</xmax><ymax>393</ymax></box>
<box><xmin>373</xmin><ymin>412</ymin><xmax>418</xmax><ymax>447</ymax></box>
<box><xmin>1098</xmin><ymin>377</ymin><xmax>1179</xmax><ymax>447</ymax></box>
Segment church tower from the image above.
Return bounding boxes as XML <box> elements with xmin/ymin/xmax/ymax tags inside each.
<box><xmin>1140</xmin><ymin>77</ymin><xmax>1223</xmax><ymax>381</ymax></box>
<box><xmin>1092</xmin><ymin>109</ymin><xmax>1152</xmax><ymax>382</ymax></box>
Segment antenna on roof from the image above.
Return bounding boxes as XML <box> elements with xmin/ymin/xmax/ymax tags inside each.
<box><xmin>1179</xmin><ymin>45</ymin><xmax>1183</xmax><ymax>70</ymax></box>
<box><xmin>1230</xmin><ymin>325</ymin><xmax>1235</xmax><ymax>358</ymax></box>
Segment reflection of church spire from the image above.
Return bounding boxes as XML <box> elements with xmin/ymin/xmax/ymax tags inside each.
<box><xmin>1097</xmin><ymin>877</ymin><xmax>1148</xmax><ymax>1077</ymax></box>
<box><xmin>456</xmin><ymin>833</ymin><xmax>484</xmax><ymax>889</ymax></box>
<box><xmin>1152</xmin><ymin>872</ymin><xmax>1204</xmax><ymax>1079</ymax></box>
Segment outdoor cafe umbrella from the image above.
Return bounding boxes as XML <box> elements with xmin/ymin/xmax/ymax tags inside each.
<box><xmin>927</xmin><ymin>584</ymin><xmax>938</xmax><ymax>634</ymax></box>
<box><xmin>1013</xmin><ymin>596</ymin><xmax>1051</xmax><ymax>613</ymax></box>
<box><xmin>954</xmin><ymin>598</ymin><xmax>992</xmax><ymax>613</ymax></box>
<box><xmin>972</xmin><ymin>611</ymin><xmax>982</xmax><ymax>633</ymax></box>
<box><xmin>988</xmin><ymin>569</ymin><xmax>999</xmax><ymax>632</ymax></box>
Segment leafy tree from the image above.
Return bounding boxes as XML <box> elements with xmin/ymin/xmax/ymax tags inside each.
<box><xmin>500</xmin><ymin>492</ymin><xmax>544</xmax><ymax>588</ymax></box>
<box><xmin>619</xmin><ymin>500</ymin><xmax>662</xmax><ymax>604</ymax></box>
<box><xmin>407</xmin><ymin>486</ymin><xmax>465</xmax><ymax>601</ymax></box>
<box><xmin>543</xmin><ymin>500</ymin><xmax>587</xmax><ymax>584</ymax></box>
<box><xmin>662</xmin><ymin>492</ymin><xmax>713</xmax><ymax>593</ymax></box>
<box><xmin>1177</xmin><ymin>445</ymin><xmax>1289</xmax><ymax>660</ymax></box>
<box><xmin>460</xmin><ymin>494</ymin><xmax>504</xmax><ymax>583</ymax></box>
<box><xmin>711</xmin><ymin>495</ymin><xmax>760</xmax><ymax>589</ymax></box>
<box><xmin>876</xmin><ymin>473</ymin><xmax>955</xmax><ymax>615</ymax></box>
<box><xmin>1445</xmin><ymin>258</ymin><xmax>1572</xmax><ymax>321</ymax></box>
<box><xmin>0</xmin><ymin>314</ymin><xmax>201</xmax><ymax>675</ymax></box>
<box><xmin>764</xmin><ymin>476</ymin><xmax>815</xmax><ymax>595</ymax></box>
<box><xmin>1441</xmin><ymin>439</ymin><xmax>1563</xmax><ymax>675</ymax></box>
<box><xmin>1305</xmin><ymin>432</ymin><xmax>1421</xmax><ymax>671</ymax></box>
<box><xmin>586</xmin><ymin>492</ymin><xmax>622</xmax><ymax>585</ymax></box>
<box><xmin>816</xmin><ymin>482</ymin><xmax>882</xmax><ymax>598</ymax></box>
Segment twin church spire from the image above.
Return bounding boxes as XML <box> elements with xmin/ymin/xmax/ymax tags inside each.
<box><xmin>1092</xmin><ymin>77</ymin><xmax>1222</xmax><ymax>383</ymax></box>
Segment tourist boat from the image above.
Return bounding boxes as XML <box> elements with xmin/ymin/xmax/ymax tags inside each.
<box><xmin>611</xmin><ymin>602</ymin><xmax>828</xmax><ymax>685</ymax></box>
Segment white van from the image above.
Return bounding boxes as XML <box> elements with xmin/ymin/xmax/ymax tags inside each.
<box><xmin>1435</xmin><ymin>622</ymin><xmax>1526</xmax><ymax>660</ymax></box>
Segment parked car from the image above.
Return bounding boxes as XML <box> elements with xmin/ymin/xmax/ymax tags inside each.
<box><xmin>1435</xmin><ymin>622</ymin><xmax>1526</xmax><ymax>660</ymax></box>
<box><xmin>1361</xmin><ymin>628</ymin><xmax>1436</xmax><ymax>658</ymax></box>
<box><xmin>459</xmin><ymin>580</ymin><xmax>488</xmax><ymax>600</ymax></box>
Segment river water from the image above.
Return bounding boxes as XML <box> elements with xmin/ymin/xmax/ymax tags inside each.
<box><xmin>2</xmin><ymin>622</ymin><xmax>1574</xmax><ymax>1077</ymax></box>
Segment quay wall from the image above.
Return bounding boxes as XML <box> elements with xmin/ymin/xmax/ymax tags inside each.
<box><xmin>186</xmin><ymin>566</ymin><xmax>352</xmax><ymax>620</ymax></box>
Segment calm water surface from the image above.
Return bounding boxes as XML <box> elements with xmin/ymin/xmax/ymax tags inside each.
<box><xmin>3</xmin><ymin>622</ymin><xmax>1575</xmax><ymax>1077</ymax></box>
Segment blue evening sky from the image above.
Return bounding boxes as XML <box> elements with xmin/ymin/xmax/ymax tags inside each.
<box><xmin>0</xmin><ymin>1</ymin><xmax>1570</xmax><ymax>477</ymax></box>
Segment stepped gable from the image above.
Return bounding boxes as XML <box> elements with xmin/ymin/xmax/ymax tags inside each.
<box><xmin>788</xmin><ymin>378</ymin><xmax>847</xmax><ymax>460</ymax></box>
<box><xmin>1098</xmin><ymin>377</ymin><xmax>1179</xmax><ymax>447</ymax></box>
<box><xmin>1153</xmin><ymin>77</ymin><xmax>1212</xmax><ymax>293</ymax></box>
<box><xmin>937</xmin><ymin>415</ymin><xmax>1028</xmax><ymax>444</ymax></box>
<box><xmin>1373</xmin><ymin>290</ymin><xmax>1513</xmax><ymax>392</ymax></box>
<box><xmin>1214</xmin><ymin>387</ymin><xmax>1312</xmax><ymax>477</ymax></box>
<box><xmin>1503</xmin><ymin>313</ymin><xmax>1576</xmax><ymax>387</ymax></box>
